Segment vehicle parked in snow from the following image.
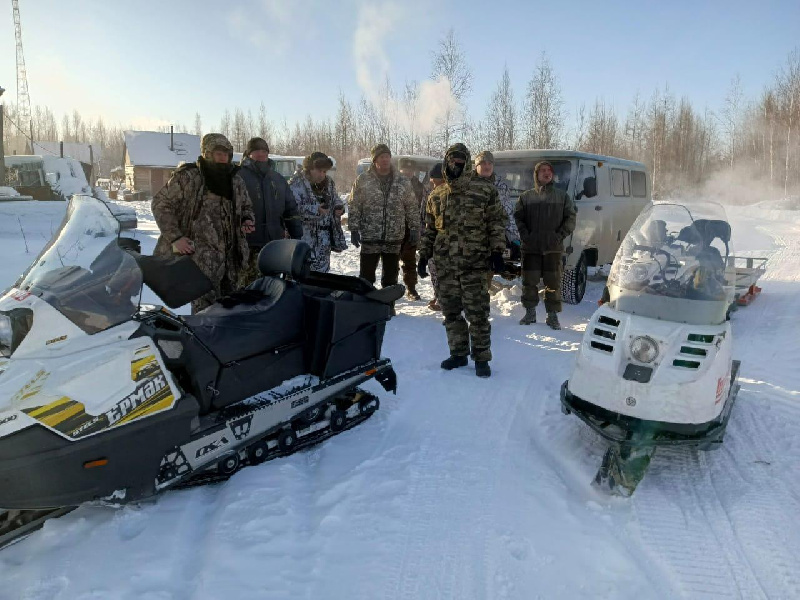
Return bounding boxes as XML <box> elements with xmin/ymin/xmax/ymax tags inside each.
<box><xmin>492</xmin><ymin>150</ymin><xmax>650</xmax><ymax>304</ymax></box>
<box><xmin>356</xmin><ymin>155</ymin><xmax>439</xmax><ymax>188</ymax></box>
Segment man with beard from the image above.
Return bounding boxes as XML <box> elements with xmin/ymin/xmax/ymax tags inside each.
<box><xmin>288</xmin><ymin>152</ymin><xmax>346</xmax><ymax>273</ymax></box>
<box><xmin>238</xmin><ymin>137</ymin><xmax>303</xmax><ymax>285</ymax></box>
<box><xmin>417</xmin><ymin>144</ymin><xmax>506</xmax><ymax>378</ymax></box>
<box><xmin>152</xmin><ymin>133</ymin><xmax>255</xmax><ymax>314</ymax></box>
<box><xmin>514</xmin><ymin>160</ymin><xmax>577</xmax><ymax>330</ymax></box>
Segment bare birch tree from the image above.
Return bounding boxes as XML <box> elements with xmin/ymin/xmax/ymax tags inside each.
<box><xmin>431</xmin><ymin>28</ymin><xmax>473</xmax><ymax>148</ymax></box>
<box><xmin>522</xmin><ymin>52</ymin><xmax>565</xmax><ymax>148</ymax></box>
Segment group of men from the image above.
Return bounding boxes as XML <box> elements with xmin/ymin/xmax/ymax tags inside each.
<box><xmin>151</xmin><ymin>133</ymin><xmax>576</xmax><ymax>379</ymax></box>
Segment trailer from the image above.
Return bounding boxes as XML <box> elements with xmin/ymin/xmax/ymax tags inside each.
<box><xmin>729</xmin><ymin>256</ymin><xmax>768</xmax><ymax>306</ymax></box>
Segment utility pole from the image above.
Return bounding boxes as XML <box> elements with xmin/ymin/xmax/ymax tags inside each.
<box><xmin>0</xmin><ymin>86</ymin><xmax>6</xmax><ymax>186</ymax></box>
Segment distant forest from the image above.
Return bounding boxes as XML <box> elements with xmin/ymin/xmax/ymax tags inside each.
<box><xmin>2</xmin><ymin>33</ymin><xmax>798</xmax><ymax>200</ymax></box>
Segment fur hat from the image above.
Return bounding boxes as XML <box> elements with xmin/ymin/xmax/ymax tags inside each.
<box><xmin>371</xmin><ymin>143</ymin><xmax>391</xmax><ymax>162</ymax></box>
<box><xmin>244</xmin><ymin>137</ymin><xmax>269</xmax><ymax>157</ymax></box>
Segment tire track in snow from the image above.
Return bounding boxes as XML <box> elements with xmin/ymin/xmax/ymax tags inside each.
<box><xmin>378</xmin><ymin>369</ymin><xmax>525</xmax><ymax>600</ymax></box>
<box><xmin>632</xmin><ymin>448</ymin><xmax>767</xmax><ymax>599</ymax></box>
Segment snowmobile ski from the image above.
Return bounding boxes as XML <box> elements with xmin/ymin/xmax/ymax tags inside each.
<box><xmin>0</xmin><ymin>507</ymin><xmax>76</xmax><ymax>551</ymax></box>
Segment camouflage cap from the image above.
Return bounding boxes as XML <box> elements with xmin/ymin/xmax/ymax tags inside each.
<box><xmin>201</xmin><ymin>133</ymin><xmax>234</xmax><ymax>157</ymax></box>
<box><xmin>371</xmin><ymin>143</ymin><xmax>391</xmax><ymax>162</ymax></box>
<box><xmin>475</xmin><ymin>150</ymin><xmax>495</xmax><ymax>164</ymax></box>
<box><xmin>303</xmin><ymin>151</ymin><xmax>333</xmax><ymax>171</ymax></box>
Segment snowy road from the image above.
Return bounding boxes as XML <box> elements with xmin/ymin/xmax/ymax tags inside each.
<box><xmin>0</xmin><ymin>200</ymin><xmax>798</xmax><ymax>599</ymax></box>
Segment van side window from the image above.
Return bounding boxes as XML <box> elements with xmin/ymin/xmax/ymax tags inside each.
<box><xmin>611</xmin><ymin>168</ymin><xmax>630</xmax><ymax>197</ymax></box>
<box><xmin>631</xmin><ymin>170</ymin><xmax>647</xmax><ymax>197</ymax></box>
<box><xmin>576</xmin><ymin>164</ymin><xmax>597</xmax><ymax>200</ymax></box>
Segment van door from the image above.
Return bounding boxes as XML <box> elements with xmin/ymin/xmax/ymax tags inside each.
<box><xmin>572</xmin><ymin>160</ymin><xmax>602</xmax><ymax>266</ymax></box>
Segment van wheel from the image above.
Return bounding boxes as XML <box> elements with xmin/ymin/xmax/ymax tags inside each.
<box><xmin>562</xmin><ymin>254</ymin><xmax>587</xmax><ymax>305</ymax></box>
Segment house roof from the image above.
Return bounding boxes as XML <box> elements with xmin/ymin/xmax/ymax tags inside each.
<box><xmin>124</xmin><ymin>131</ymin><xmax>200</xmax><ymax>168</ymax></box>
<box><xmin>31</xmin><ymin>141</ymin><xmax>103</xmax><ymax>164</ymax></box>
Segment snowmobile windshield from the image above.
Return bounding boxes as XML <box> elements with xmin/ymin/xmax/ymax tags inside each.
<box><xmin>493</xmin><ymin>159</ymin><xmax>573</xmax><ymax>197</ymax></box>
<box><xmin>14</xmin><ymin>195</ymin><xmax>142</xmax><ymax>334</ymax></box>
<box><xmin>607</xmin><ymin>201</ymin><xmax>735</xmax><ymax>325</ymax></box>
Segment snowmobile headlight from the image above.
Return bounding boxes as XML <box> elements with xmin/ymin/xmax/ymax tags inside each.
<box><xmin>630</xmin><ymin>336</ymin><xmax>659</xmax><ymax>364</ymax></box>
<box><xmin>0</xmin><ymin>315</ymin><xmax>11</xmax><ymax>357</ymax></box>
<box><xmin>0</xmin><ymin>309</ymin><xmax>33</xmax><ymax>358</ymax></box>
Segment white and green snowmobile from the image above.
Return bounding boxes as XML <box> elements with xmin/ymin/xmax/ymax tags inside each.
<box><xmin>0</xmin><ymin>195</ymin><xmax>399</xmax><ymax>547</ymax></box>
<box><xmin>561</xmin><ymin>201</ymin><xmax>741</xmax><ymax>496</ymax></box>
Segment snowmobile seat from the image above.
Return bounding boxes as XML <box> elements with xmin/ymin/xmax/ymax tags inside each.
<box><xmin>257</xmin><ymin>239</ymin><xmax>311</xmax><ymax>280</ymax></box>
<box><xmin>182</xmin><ymin>279</ymin><xmax>304</xmax><ymax>365</ymax></box>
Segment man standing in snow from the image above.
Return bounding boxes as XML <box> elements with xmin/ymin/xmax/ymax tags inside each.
<box><xmin>287</xmin><ymin>152</ymin><xmax>346</xmax><ymax>273</ymax></box>
<box><xmin>348</xmin><ymin>144</ymin><xmax>419</xmax><ymax>288</ymax></box>
<box><xmin>417</xmin><ymin>144</ymin><xmax>507</xmax><ymax>378</ymax></box>
<box><xmin>398</xmin><ymin>157</ymin><xmax>426</xmax><ymax>300</ymax></box>
<box><xmin>514</xmin><ymin>161</ymin><xmax>577</xmax><ymax>330</ymax></box>
<box><xmin>152</xmin><ymin>133</ymin><xmax>255</xmax><ymax>314</ymax></box>
<box><xmin>238</xmin><ymin>137</ymin><xmax>303</xmax><ymax>285</ymax></box>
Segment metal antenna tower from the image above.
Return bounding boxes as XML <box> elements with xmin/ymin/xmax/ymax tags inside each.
<box><xmin>12</xmin><ymin>0</ymin><xmax>32</xmax><ymax>132</ymax></box>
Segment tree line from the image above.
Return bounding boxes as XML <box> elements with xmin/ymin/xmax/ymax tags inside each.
<box><xmin>2</xmin><ymin>33</ymin><xmax>798</xmax><ymax>200</ymax></box>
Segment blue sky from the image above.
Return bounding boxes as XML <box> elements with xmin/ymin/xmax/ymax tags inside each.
<box><xmin>0</xmin><ymin>0</ymin><xmax>798</xmax><ymax>137</ymax></box>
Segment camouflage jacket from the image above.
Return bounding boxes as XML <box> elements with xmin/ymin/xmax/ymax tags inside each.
<box><xmin>514</xmin><ymin>181</ymin><xmax>577</xmax><ymax>255</ymax></box>
<box><xmin>348</xmin><ymin>166</ymin><xmax>419</xmax><ymax>254</ymax></box>
<box><xmin>152</xmin><ymin>162</ymin><xmax>254</xmax><ymax>284</ymax></box>
<box><xmin>287</xmin><ymin>172</ymin><xmax>347</xmax><ymax>254</ymax></box>
<box><xmin>419</xmin><ymin>144</ymin><xmax>506</xmax><ymax>271</ymax></box>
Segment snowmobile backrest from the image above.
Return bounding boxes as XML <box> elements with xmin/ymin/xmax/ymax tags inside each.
<box><xmin>258</xmin><ymin>239</ymin><xmax>312</xmax><ymax>280</ymax></box>
<box><xmin>131</xmin><ymin>252</ymin><xmax>214</xmax><ymax>308</ymax></box>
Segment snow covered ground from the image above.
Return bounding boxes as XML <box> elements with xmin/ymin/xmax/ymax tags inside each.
<box><xmin>1</xmin><ymin>198</ymin><xmax>799</xmax><ymax>600</ymax></box>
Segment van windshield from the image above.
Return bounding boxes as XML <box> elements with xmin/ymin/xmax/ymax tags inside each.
<box><xmin>494</xmin><ymin>159</ymin><xmax>572</xmax><ymax>197</ymax></box>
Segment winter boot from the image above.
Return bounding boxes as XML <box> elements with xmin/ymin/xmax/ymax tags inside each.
<box><xmin>440</xmin><ymin>355</ymin><xmax>468</xmax><ymax>370</ymax></box>
<box><xmin>519</xmin><ymin>307</ymin><xmax>537</xmax><ymax>325</ymax></box>
<box><xmin>406</xmin><ymin>286</ymin><xmax>421</xmax><ymax>301</ymax></box>
<box><xmin>428</xmin><ymin>299</ymin><xmax>441</xmax><ymax>311</ymax></box>
<box><xmin>546</xmin><ymin>312</ymin><xmax>561</xmax><ymax>330</ymax></box>
<box><xmin>475</xmin><ymin>361</ymin><xmax>491</xmax><ymax>378</ymax></box>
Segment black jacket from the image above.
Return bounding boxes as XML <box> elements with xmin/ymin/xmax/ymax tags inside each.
<box><xmin>239</xmin><ymin>157</ymin><xmax>303</xmax><ymax>246</ymax></box>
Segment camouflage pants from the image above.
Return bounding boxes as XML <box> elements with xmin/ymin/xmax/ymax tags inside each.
<box><xmin>239</xmin><ymin>246</ymin><xmax>264</xmax><ymax>288</ymax></box>
<box><xmin>399</xmin><ymin>239</ymin><xmax>418</xmax><ymax>291</ymax></box>
<box><xmin>438</xmin><ymin>267</ymin><xmax>492</xmax><ymax>362</ymax></box>
<box><xmin>521</xmin><ymin>253</ymin><xmax>563</xmax><ymax>313</ymax></box>
<box><xmin>429</xmin><ymin>258</ymin><xmax>439</xmax><ymax>302</ymax></box>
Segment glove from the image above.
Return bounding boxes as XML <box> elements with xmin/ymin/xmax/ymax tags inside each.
<box><xmin>350</xmin><ymin>230</ymin><xmax>361</xmax><ymax>248</ymax></box>
<box><xmin>417</xmin><ymin>256</ymin><xmax>429</xmax><ymax>279</ymax></box>
<box><xmin>408</xmin><ymin>229</ymin><xmax>420</xmax><ymax>245</ymax></box>
<box><xmin>490</xmin><ymin>252</ymin><xmax>505</xmax><ymax>274</ymax></box>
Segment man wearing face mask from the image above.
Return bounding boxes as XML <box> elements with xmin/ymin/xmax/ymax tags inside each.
<box><xmin>348</xmin><ymin>144</ymin><xmax>418</xmax><ymax>289</ymax></box>
<box><xmin>152</xmin><ymin>133</ymin><xmax>255</xmax><ymax>314</ymax></box>
<box><xmin>288</xmin><ymin>152</ymin><xmax>346</xmax><ymax>273</ymax></box>
<box><xmin>514</xmin><ymin>161</ymin><xmax>577</xmax><ymax>330</ymax></box>
<box><xmin>417</xmin><ymin>144</ymin><xmax>506</xmax><ymax>378</ymax></box>
<box><xmin>238</xmin><ymin>137</ymin><xmax>303</xmax><ymax>285</ymax></box>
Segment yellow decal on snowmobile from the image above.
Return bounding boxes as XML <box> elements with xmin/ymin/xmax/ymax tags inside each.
<box><xmin>11</xmin><ymin>369</ymin><xmax>50</xmax><ymax>407</ymax></box>
<box><xmin>25</xmin><ymin>396</ymin><xmax>73</xmax><ymax>419</ymax></box>
<box><xmin>131</xmin><ymin>347</ymin><xmax>160</xmax><ymax>382</ymax></box>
